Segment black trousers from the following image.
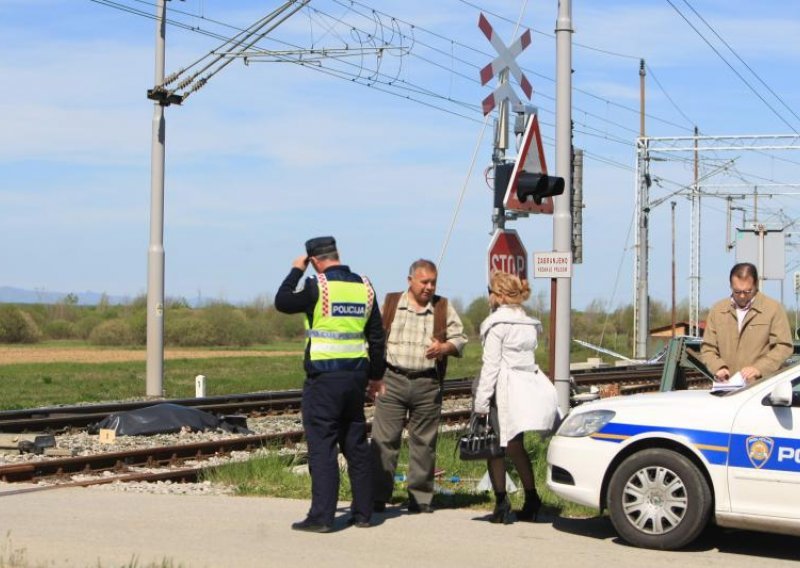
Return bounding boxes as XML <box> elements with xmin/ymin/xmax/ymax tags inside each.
<box><xmin>302</xmin><ymin>370</ymin><xmax>372</xmax><ymax>525</ymax></box>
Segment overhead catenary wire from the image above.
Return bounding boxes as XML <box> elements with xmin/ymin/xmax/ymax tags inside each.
<box><xmin>86</xmin><ymin>0</ymin><xmax>800</xmax><ymax>287</ymax></box>
<box><xmin>340</xmin><ymin>0</ymin><xmax>695</xmax><ymax>133</ymax></box>
<box><xmin>90</xmin><ymin>0</ymin><xmax>694</xmax><ymax>164</ymax></box>
<box><xmin>645</xmin><ymin>63</ymin><xmax>695</xmax><ymax>129</ymax></box>
<box><xmin>87</xmin><ymin>0</ymin><xmax>650</xmax><ymax>174</ymax></box>
<box><xmin>679</xmin><ymin>0</ymin><xmax>800</xmax><ymax>128</ymax></box>
<box><xmin>665</xmin><ymin>0</ymin><xmax>799</xmax><ymax>135</ymax></box>
<box><xmin>169</xmin><ymin>1</ymin><xmax>310</xmax><ymax>100</ymax></box>
<box><xmin>102</xmin><ymin>0</ymin><xmax>796</xmax><ymax>205</ymax></box>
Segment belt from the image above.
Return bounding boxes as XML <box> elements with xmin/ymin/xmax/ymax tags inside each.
<box><xmin>386</xmin><ymin>362</ymin><xmax>438</xmax><ymax>380</ymax></box>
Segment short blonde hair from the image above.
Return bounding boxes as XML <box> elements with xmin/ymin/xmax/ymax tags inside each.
<box><xmin>489</xmin><ymin>271</ymin><xmax>531</xmax><ymax>306</ymax></box>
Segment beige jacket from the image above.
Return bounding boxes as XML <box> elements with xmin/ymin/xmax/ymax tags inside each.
<box><xmin>700</xmin><ymin>291</ymin><xmax>793</xmax><ymax>378</ymax></box>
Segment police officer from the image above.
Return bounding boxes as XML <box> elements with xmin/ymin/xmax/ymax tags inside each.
<box><xmin>275</xmin><ymin>236</ymin><xmax>386</xmax><ymax>533</ymax></box>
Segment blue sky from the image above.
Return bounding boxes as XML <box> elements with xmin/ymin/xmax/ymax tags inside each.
<box><xmin>2</xmin><ymin>0</ymin><xmax>799</xmax><ymax>313</ymax></box>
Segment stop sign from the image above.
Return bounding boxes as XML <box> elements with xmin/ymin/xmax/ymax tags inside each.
<box><xmin>488</xmin><ymin>229</ymin><xmax>528</xmax><ymax>281</ymax></box>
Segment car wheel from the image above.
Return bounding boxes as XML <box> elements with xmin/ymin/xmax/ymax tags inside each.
<box><xmin>607</xmin><ymin>448</ymin><xmax>711</xmax><ymax>550</ymax></box>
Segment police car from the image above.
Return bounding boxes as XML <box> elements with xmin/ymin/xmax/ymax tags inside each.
<box><xmin>546</xmin><ymin>363</ymin><xmax>800</xmax><ymax>550</ymax></box>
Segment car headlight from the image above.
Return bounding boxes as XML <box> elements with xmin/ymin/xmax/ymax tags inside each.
<box><xmin>556</xmin><ymin>410</ymin><xmax>616</xmax><ymax>437</ymax></box>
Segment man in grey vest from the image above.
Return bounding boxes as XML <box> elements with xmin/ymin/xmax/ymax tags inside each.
<box><xmin>370</xmin><ymin>259</ymin><xmax>467</xmax><ymax>513</ymax></box>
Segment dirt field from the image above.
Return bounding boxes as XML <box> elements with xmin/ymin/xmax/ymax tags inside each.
<box><xmin>0</xmin><ymin>347</ymin><xmax>302</xmax><ymax>365</ymax></box>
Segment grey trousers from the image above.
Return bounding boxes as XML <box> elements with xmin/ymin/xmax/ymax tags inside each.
<box><xmin>370</xmin><ymin>368</ymin><xmax>443</xmax><ymax>506</ymax></box>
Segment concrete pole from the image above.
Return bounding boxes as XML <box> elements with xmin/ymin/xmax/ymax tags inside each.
<box><xmin>553</xmin><ymin>0</ymin><xmax>573</xmax><ymax>415</ymax></box>
<box><xmin>671</xmin><ymin>201</ymin><xmax>677</xmax><ymax>338</ymax></box>
<box><xmin>795</xmin><ymin>279</ymin><xmax>798</xmax><ymax>340</ymax></box>
<box><xmin>146</xmin><ymin>0</ymin><xmax>167</xmax><ymax>397</ymax></box>
<box><xmin>689</xmin><ymin>127</ymin><xmax>701</xmax><ymax>336</ymax></box>
<box><xmin>634</xmin><ymin>60</ymin><xmax>649</xmax><ymax>358</ymax></box>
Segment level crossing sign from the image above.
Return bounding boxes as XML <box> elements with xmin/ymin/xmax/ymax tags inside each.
<box><xmin>478</xmin><ymin>13</ymin><xmax>533</xmax><ymax>115</ymax></box>
<box><xmin>488</xmin><ymin>229</ymin><xmax>528</xmax><ymax>282</ymax></box>
<box><xmin>503</xmin><ymin>112</ymin><xmax>554</xmax><ymax>214</ymax></box>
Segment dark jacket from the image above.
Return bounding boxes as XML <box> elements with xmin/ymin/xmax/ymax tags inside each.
<box><xmin>275</xmin><ymin>265</ymin><xmax>386</xmax><ymax>378</ymax></box>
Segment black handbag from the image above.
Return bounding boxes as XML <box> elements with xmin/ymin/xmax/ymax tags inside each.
<box><xmin>459</xmin><ymin>412</ymin><xmax>504</xmax><ymax>461</ymax></box>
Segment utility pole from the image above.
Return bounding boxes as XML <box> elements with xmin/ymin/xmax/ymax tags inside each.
<box><xmin>141</xmin><ymin>1</ymin><xmax>306</xmax><ymax>398</ymax></box>
<box><xmin>492</xmin><ymin>69</ymin><xmax>510</xmax><ymax>232</ymax></box>
<box><xmin>671</xmin><ymin>201</ymin><xmax>677</xmax><ymax>338</ymax></box>
<box><xmin>794</xmin><ymin>271</ymin><xmax>799</xmax><ymax>340</ymax></box>
<box><xmin>146</xmin><ymin>0</ymin><xmax>167</xmax><ymax>398</ymax></box>
<box><xmin>553</xmin><ymin>0</ymin><xmax>573</xmax><ymax>415</ymax></box>
<box><xmin>634</xmin><ymin>59</ymin><xmax>649</xmax><ymax>358</ymax></box>
<box><xmin>689</xmin><ymin>126</ymin><xmax>700</xmax><ymax>336</ymax></box>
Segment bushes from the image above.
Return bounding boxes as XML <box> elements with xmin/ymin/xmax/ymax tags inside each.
<box><xmin>128</xmin><ymin>309</ymin><xmax>147</xmax><ymax>345</ymax></box>
<box><xmin>88</xmin><ymin>319</ymin><xmax>133</xmax><ymax>346</ymax></box>
<box><xmin>44</xmin><ymin>319</ymin><xmax>77</xmax><ymax>340</ymax></box>
<box><xmin>253</xmin><ymin>306</ymin><xmax>304</xmax><ymax>342</ymax></box>
<box><xmin>75</xmin><ymin>314</ymin><xmax>105</xmax><ymax>340</ymax></box>
<box><xmin>166</xmin><ymin>315</ymin><xmax>216</xmax><ymax>347</ymax></box>
<box><xmin>200</xmin><ymin>304</ymin><xmax>253</xmax><ymax>346</ymax></box>
<box><xmin>2</xmin><ymin>295</ymin><xmax>332</xmax><ymax>347</ymax></box>
<box><xmin>0</xmin><ymin>306</ymin><xmax>42</xmax><ymax>343</ymax></box>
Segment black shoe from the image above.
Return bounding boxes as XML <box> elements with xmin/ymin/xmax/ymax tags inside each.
<box><xmin>490</xmin><ymin>499</ymin><xmax>514</xmax><ymax>524</ymax></box>
<box><xmin>347</xmin><ymin>517</ymin><xmax>371</xmax><ymax>528</ymax></box>
<box><xmin>516</xmin><ymin>491</ymin><xmax>543</xmax><ymax>522</ymax></box>
<box><xmin>407</xmin><ymin>501</ymin><xmax>434</xmax><ymax>514</ymax></box>
<box><xmin>373</xmin><ymin>501</ymin><xmax>386</xmax><ymax>513</ymax></box>
<box><xmin>291</xmin><ymin>518</ymin><xmax>333</xmax><ymax>533</ymax></box>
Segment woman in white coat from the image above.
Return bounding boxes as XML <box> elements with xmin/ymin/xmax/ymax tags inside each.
<box><xmin>473</xmin><ymin>271</ymin><xmax>559</xmax><ymax>524</ymax></box>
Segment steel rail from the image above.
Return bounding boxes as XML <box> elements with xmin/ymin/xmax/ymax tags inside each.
<box><xmin>0</xmin><ymin>365</ymin><xmax>693</xmax><ymax>434</ymax></box>
<box><xmin>0</xmin><ymin>409</ymin><xmax>474</xmax><ymax>485</ymax></box>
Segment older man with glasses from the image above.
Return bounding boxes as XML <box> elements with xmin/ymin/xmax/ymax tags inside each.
<box><xmin>701</xmin><ymin>262</ymin><xmax>793</xmax><ymax>385</ymax></box>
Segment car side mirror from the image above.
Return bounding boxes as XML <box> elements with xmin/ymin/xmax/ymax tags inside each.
<box><xmin>766</xmin><ymin>381</ymin><xmax>793</xmax><ymax>407</ymax></box>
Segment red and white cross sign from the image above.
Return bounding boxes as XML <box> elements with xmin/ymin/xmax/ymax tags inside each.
<box><xmin>488</xmin><ymin>229</ymin><xmax>528</xmax><ymax>282</ymax></box>
<box><xmin>478</xmin><ymin>13</ymin><xmax>533</xmax><ymax>115</ymax></box>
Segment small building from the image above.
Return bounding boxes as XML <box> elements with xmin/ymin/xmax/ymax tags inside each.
<box><xmin>649</xmin><ymin>321</ymin><xmax>705</xmax><ymax>339</ymax></box>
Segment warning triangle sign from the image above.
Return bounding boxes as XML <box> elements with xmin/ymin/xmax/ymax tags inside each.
<box><xmin>503</xmin><ymin>113</ymin><xmax>554</xmax><ymax>214</ymax></box>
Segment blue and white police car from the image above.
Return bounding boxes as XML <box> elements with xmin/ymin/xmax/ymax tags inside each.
<box><xmin>546</xmin><ymin>364</ymin><xmax>800</xmax><ymax>550</ymax></box>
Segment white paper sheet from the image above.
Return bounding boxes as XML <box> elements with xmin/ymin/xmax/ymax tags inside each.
<box><xmin>711</xmin><ymin>371</ymin><xmax>745</xmax><ymax>392</ymax></box>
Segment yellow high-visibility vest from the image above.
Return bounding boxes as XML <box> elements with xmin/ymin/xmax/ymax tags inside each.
<box><xmin>305</xmin><ymin>273</ymin><xmax>373</xmax><ymax>372</ymax></box>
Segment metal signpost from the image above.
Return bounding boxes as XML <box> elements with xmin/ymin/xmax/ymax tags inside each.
<box><xmin>478</xmin><ymin>9</ymin><xmax>572</xmax><ymax>413</ymax></box>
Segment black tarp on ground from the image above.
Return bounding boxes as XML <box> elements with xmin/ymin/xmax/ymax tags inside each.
<box><xmin>87</xmin><ymin>403</ymin><xmax>251</xmax><ymax>436</ymax></box>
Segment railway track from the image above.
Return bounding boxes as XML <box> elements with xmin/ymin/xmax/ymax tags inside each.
<box><xmin>0</xmin><ymin>364</ymin><xmax>712</xmax><ymax>491</ymax></box>
<box><xmin>0</xmin><ymin>364</ymin><xmax>709</xmax><ymax>434</ymax></box>
<box><xmin>0</xmin><ymin>409</ymin><xmax>474</xmax><ymax>489</ymax></box>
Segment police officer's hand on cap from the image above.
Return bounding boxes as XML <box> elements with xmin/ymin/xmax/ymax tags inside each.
<box><xmin>292</xmin><ymin>254</ymin><xmax>310</xmax><ymax>271</ymax></box>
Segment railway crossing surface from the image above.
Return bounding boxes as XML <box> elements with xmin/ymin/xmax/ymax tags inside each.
<box><xmin>0</xmin><ymin>485</ymin><xmax>797</xmax><ymax>567</ymax></box>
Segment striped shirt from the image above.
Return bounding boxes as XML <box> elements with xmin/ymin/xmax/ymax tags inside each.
<box><xmin>385</xmin><ymin>291</ymin><xmax>468</xmax><ymax>371</ymax></box>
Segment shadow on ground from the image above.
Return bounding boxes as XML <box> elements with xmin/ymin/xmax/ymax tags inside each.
<box><xmin>552</xmin><ymin>514</ymin><xmax>800</xmax><ymax>560</ymax></box>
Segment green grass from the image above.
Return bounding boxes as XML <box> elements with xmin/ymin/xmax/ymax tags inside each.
<box><xmin>2</xmin><ymin>339</ymin><xmax>303</xmax><ymax>352</ymax></box>
<box><xmin>205</xmin><ymin>432</ymin><xmax>597</xmax><ymax>519</ymax></box>
<box><xmin>0</xmin><ymin>341</ymin><xmax>486</xmax><ymax>410</ymax></box>
<box><xmin>0</xmin><ymin>355</ymin><xmax>306</xmax><ymax>410</ymax></box>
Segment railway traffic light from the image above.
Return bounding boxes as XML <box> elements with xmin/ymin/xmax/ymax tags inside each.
<box><xmin>515</xmin><ymin>171</ymin><xmax>565</xmax><ymax>205</ymax></box>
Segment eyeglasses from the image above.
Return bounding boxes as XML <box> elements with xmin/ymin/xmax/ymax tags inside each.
<box><xmin>731</xmin><ymin>288</ymin><xmax>754</xmax><ymax>296</ymax></box>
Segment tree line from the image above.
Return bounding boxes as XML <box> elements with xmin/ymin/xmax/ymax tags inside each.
<box><xmin>0</xmin><ymin>291</ymin><xmax>702</xmax><ymax>357</ymax></box>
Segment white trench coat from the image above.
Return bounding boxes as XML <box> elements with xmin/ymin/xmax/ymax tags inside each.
<box><xmin>473</xmin><ymin>305</ymin><xmax>559</xmax><ymax>447</ymax></box>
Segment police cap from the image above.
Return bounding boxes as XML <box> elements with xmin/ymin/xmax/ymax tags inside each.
<box><xmin>305</xmin><ymin>236</ymin><xmax>337</xmax><ymax>257</ymax></box>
